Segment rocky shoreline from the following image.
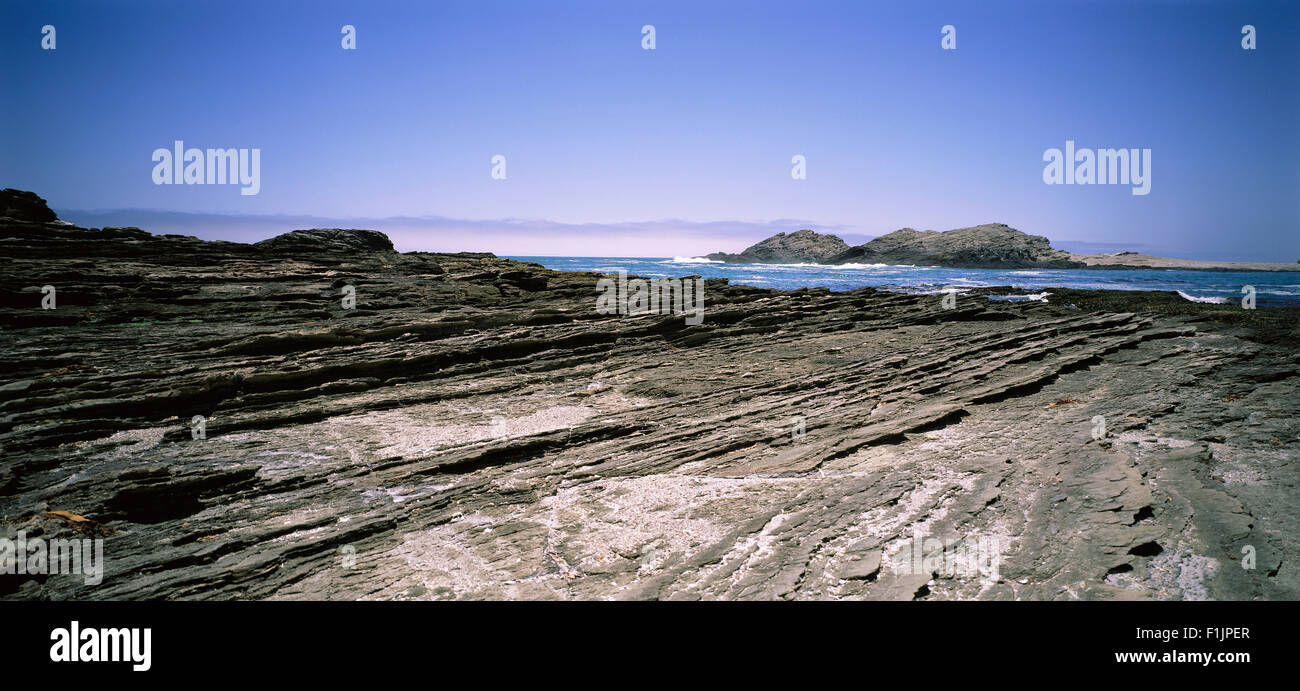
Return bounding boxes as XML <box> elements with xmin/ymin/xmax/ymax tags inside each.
<box><xmin>2</xmin><ymin>192</ymin><xmax>1297</xmax><ymax>600</ymax></box>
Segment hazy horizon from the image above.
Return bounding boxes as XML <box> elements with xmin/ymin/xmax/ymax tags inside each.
<box><xmin>47</xmin><ymin>205</ymin><xmax>1290</xmax><ymax>262</ymax></box>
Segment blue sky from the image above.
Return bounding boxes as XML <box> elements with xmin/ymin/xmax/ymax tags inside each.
<box><xmin>2</xmin><ymin>0</ymin><xmax>1297</xmax><ymax>259</ymax></box>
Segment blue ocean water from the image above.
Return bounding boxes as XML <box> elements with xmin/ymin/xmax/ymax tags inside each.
<box><xmin>510</xmin><ymin>257</ymin><xmax>1300</xmax><ymax>308</ymax></box>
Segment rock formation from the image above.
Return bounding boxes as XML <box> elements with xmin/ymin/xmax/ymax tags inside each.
<box><xmin>827</xmin><ymin>223</ymin><xmax>1084</xmax><ymax>268</ymax></box>
<box><xmin>705</xmin><ymin>229</ymin><xmax>849</xmax><ymax>264</ymax></box>
<box><xmin>706</xmin><ymin>223</ymin><xmax>1299</xmax><ymax>272</ymax></box>
<box><xmin>254</xmin><ymin>228</ymin><xmax>395</xmax><ymax>253</ymax></box>
<box><xmin>0</xmin><ymin>188</ymin><xmax>59</xmax><ymax>223</ymax></box>
<box><xmin>706</xmin><ymin>223</ymin><xmax>1081</xmax><ymax>268</ymax></box>
<box><xmin>1</xmin><ymin>193</ymin><xmax>1296</xmax><ymax>601</ymax></box>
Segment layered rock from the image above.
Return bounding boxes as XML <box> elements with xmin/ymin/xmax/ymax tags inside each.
<box><xmin>1</xmin><ymin>195</ymin><xmax>1297</xmax><ymax>601</ymax></box>
<box><xmin>705</xmin><ymin>229</ymin><xmax>849</xmax><ymax>264</ymax></box>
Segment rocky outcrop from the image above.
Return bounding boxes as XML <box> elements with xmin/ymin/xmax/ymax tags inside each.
<box><xmin>708</xmin><ymin>223</ymin><xmax>1084</xmax><ymax>268</ymax></box>
<box><xmin>1</xmin><ymin>194</ymin><xmax>1296</xmax><ymax>601</ymax></box>
<box><xmin>707</xmin><ymin>223</ymin><xmax>1296</xmax><ymax>271</ymax></box>
<box><xmin>705</xmin><ymin>229</ymin><xmax>849</xmax><ymax>264</ymax></box>
<box><xmin>827</xmin><ymin>224</ymin><xmax>1084</xmax><ymax>268</ymax></box>
<box><xmin>0</xmin><ymin>189</ymin><xmax>59</xmax><ymax>223</ymax></box>
<box><xmin>254</xmin><ymin>228</ymin><xmax>396</xmax><ymax>254</ymax></box>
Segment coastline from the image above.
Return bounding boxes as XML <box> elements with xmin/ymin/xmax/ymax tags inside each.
<box><xmin>2</xmin><ymin>217</ymin><xmax>1297</xmax><ymax>600</ymax></box>
<box><xmin>1073</xmin><ymin>256</ymin><xmax>1300</xmax><ymax>273</ymax></box>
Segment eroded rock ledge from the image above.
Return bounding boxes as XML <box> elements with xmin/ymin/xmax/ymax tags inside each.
<box><xmin>1</xmin><ymin>202</ymin><xmax>1296</xmax><ymax>600</ymax></box>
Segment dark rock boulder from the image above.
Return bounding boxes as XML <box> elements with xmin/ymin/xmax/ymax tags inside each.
<box><xmin>0</xmin><ymin>189</ymin><xmax>59</xmax><ymax>223</ymax></box>
<box><xmin>497</xmin><ymin>270</ymin><xmax>548</xmax><ymax>291</ymax></box>
<box><xmin>255</xmin><ymin>228</ymin><xmax>395</xmax><ymax>254</ymax></box>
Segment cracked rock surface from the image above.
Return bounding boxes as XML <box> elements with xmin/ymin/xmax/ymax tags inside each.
<box><xmin>1</xmin><ymin>213</ymin><xmax>1297</xmax><ymax>600</ymax></box>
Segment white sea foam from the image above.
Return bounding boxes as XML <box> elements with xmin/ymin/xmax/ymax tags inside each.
<box><xmin>787</xmin><ymin>261</ymin><xmax>916</xmax><ymax>269</ymax></box>
<box><xmin>739</xmin><ymin>261</ymin><xmax>829</xmax><ymax>268</ymax></box>
<box><xmin>988</xmin><ymin>292</ymin><xmax>1050</xmax><ymax>302</ymax></box>
<box><xmin>666</xmin><ymin>259</ymin><xmax>910</xmax><ymax>269</ymax></box>
<box><xmin>1176</xmin><ymin>291</ymin><xmax>1231</xmax><ymax>304</ymax></box>
<box><xmin>667</xmin><ymin>256</ymin><xmax>723</xmax><ymax>264</ymax></box>
<box><xmin>910</xmin><ymin>287</ymin><xmax>972</xmax><ymax>295</ymax></box>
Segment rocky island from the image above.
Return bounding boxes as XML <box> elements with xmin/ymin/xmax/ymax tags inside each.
<box><xmin>706</xmin><ymin>224</ymin><xmax>1299</xmax><ymax>271</ymax></box>
<box><xmin>2</xmin><ymin>190</ymin><xmax>1297</xmax><ymax>601</ymax></box>
<box><xmin>705</xmin><ymin>229</ymin><xmax>850</xmax><ymax>264</ymax></box>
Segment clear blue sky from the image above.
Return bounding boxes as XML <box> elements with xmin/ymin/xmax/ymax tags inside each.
<box><xmin>2</xmin><ymin>0</ymin><xmax>1297</xmax><ymax>259</ymax></box>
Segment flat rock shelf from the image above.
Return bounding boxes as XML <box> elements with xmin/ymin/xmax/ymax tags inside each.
<box><xmin>1</xmin><ymin>212</ymin><xmax>1297</xmax><ymax>600</ymax></box>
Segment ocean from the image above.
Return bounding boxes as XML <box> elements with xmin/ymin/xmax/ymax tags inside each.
<box><xmin>510</xmin><ymin>257</ymin><xmax>1300</xmax><ymax>309</ymax></box>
